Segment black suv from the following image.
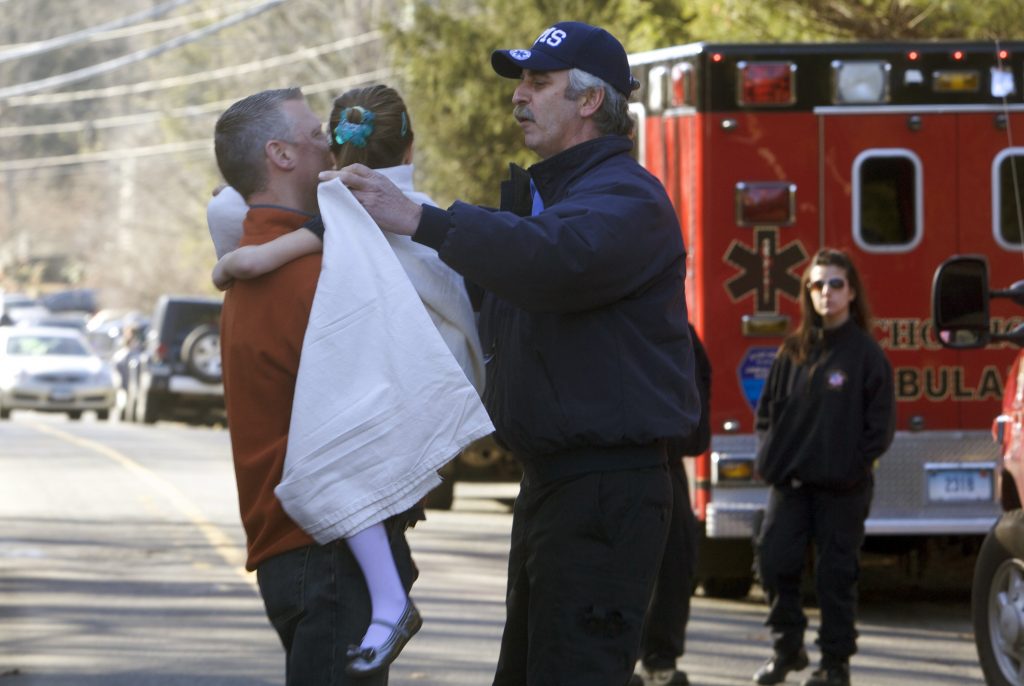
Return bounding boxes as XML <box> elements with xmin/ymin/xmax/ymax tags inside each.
<box><xmin>125</xmin><ymin>295</ymin><xmax>223</xmax><ymax>425</ymax></box>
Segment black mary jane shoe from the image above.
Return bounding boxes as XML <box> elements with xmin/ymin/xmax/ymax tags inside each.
<box><xmin>345</xmin><ymin>600</ymin><xmax>423</xmax><ymax>677</ymax></box>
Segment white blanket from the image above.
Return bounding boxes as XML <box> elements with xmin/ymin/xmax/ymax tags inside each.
<box><xmin>378</xmin><ymin>165</ymin><xmax>485</xmax><ymax>393</ymax></box>
<box><xmin>274</xmin><ymin>178</ymin><xmax>493</xmax><ymax>542</ymax></box>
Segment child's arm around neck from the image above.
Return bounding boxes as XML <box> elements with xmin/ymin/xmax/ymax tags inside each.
<box><xmin>212</xmin><ymin>224</ymin><xmax>323</xmax><ymax>290</ymax></box>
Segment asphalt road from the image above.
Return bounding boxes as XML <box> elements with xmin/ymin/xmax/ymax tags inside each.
<box><xmin>0</xmin><ymin>412</ymin><xmax>986</xmax><ymax>685</ymax></box>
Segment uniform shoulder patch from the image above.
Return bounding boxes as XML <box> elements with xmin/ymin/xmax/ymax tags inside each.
<box><xmin>826</xmin><ymin>368</ymin><xmax>847</xmax><ymax>391</ymax></box>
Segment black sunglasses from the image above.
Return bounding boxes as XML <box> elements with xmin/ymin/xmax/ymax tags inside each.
<box><xmin>807</xmin><ymin>277</ymin><xmax>847</xmax><ymax>292</ymax></box>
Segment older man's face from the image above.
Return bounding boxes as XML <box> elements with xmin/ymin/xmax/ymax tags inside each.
<box><xmin>512</xmin><ymin>69</ymin><xmax>589</xmax><ymax>159</ymax></box>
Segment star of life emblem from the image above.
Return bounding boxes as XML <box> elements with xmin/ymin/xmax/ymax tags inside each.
<box><xmin>510</xmin><ymin>49</ymin><xmax>532</xmax><ymax>61</ymax></box>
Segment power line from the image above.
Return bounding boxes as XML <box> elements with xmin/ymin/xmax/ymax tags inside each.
<box><xmin>0</xmin><ymin>67</ymin><xmax>392</xmax><ymax>169</ymax></box>
<box><xmin>0</xmin><ymin>140</ymin><xmax>212</xmax><ymax>173</ymax></box>
<box><xmin>0</xmin><ymin>1</ymin><xmax>259</xmax><ymax>50</ymax></box>
<box><xmin>3</xmin><ymin>30</ymin><xmax>382</xmax><ymax>108</ymax></box>
<box><xmin>0</xmin><ymin>0</ymin><xmax>196</xmax><ymax>63</ymax></box>
<box><xmin>0</xmin><ymin>102</ymin><xmax>226</xmax><ymax>139</ymax></box>
<box><xmin>0</xmin><ymin>0</ymin><xmax>288</xmax><ymax>101</ymax></box>
<box><xmin>0</xmin><ymin>67</ymin><xmax>391</xmax><ymax>139</ymax></box>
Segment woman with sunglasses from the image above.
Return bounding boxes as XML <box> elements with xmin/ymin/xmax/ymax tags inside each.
<box><xmin>751</xmin><ymin>248</ymin><xmax>895</xmax><ymax>686</ymax></box>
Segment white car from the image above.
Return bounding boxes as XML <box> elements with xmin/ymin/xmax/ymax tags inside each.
<box><xmin>0</xmin><ymin>326</ymin><xmax>118</xmax><ymax>420</ymax></box>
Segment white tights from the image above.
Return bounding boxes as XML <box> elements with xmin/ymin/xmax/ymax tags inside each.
<box><xmin>346</xmin><ymin>522</ymin><xmax>409</xmax><ymax>649</ymax></box>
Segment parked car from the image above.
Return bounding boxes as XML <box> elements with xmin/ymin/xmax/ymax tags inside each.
<box><xmin>124</xmin><ymin>295</ymin><xmax>223</xmax><ymax>425</ymax></box>
<box><xmin>17</xmin><ymin>311</ymin><xmax>91</xmax><ymax>332</ymax></box>
<box><xmin>85</xmin><ymin>309</ymin><xmax>146</xmax><ymax>359</ymax></box>
<box><xmin>0</xmin><ymin>325</ymin><xmax>118</xmax><ymax>420</ymax></box>
<box><xmin>424</xmin><ymin>435</ymin><xmax>521</xmax><ymax>510</ymax></box>
<box><xmin>1</xmin><ymin>293</ymin><xmax>48</xmax><ymax>326</ymax></box>
<box><xmin>933</xmin><ymin>256</ymin><xmax>1024</xmax><ymax>686</ymax></box>
<box><xmin>41</xmin><ymin>288</ymin><xmax>98</xmax><ymax>314</ymax></box>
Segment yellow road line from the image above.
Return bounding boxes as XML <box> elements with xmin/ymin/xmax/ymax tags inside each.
<box><xmin>25</xmin><ymin>420</ymin><xmax>254</xmax><ymax>586</ymax></box>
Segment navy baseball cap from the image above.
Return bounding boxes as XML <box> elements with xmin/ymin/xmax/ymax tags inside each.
<box><xmin>491</xmin><ymin>21</ymin><xmax>640</xmax><ymax>97</ymax></box>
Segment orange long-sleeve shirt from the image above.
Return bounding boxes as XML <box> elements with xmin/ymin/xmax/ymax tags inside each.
<box><xmin>220</xmin><ymin>205</ymin><xmax>319</xmax><ymax>570</ymax></box>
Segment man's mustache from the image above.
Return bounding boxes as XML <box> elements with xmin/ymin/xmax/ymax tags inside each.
<box><xmin>513</xmin><ymin>105</ymin><xmax>535</xmax><ymax>122</ymax></box>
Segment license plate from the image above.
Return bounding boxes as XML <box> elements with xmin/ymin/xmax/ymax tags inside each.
<box><xmin>925</xmin><ymin>466</ymin><xmax>993</xmax><ymax>503</ymax></box>
<box><xmin>49</xmin><ymin>387</ymin><xmax>73</xmax><ymax>402</ymax></box>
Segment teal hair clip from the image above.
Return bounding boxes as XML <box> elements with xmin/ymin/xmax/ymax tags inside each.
<box><xmin>334</xmin><ymin>106</ymin><xmax>376</xmax><ymax>147</ymax></box>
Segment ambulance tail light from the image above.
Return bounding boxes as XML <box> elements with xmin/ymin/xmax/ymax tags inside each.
<box><xmin>712</xmin><ymin>452</ymin><xmax>755</xmax><ymax>484</ymax></box>
<box><xmin>735</xmin><ymin>182</ymin><xmax>796</xmax><ymax>226</ymax></box>
<box><xmin>832</xmin><ymin>60</ymin><xmax>891</xmax><ymax>104</ymax></box>
<box><xmin>736</xmin><ymin>61</ymin><xmax>796</xmax><ymax>106</ymax></box>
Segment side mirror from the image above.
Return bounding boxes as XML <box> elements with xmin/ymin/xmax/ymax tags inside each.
<box><xmin>931</xmin><ymin>255</ymin><xmax>991</xmax><ymax>349</ymax></box>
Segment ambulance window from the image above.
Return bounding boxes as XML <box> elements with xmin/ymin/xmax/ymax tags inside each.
<box><xmin>993</xmin><ymin>149</ymin><xmax>1024</xmax><ymax>248</ymax></box>
<box><xmin>852</xmin><ymin>150</ymin><xmax>922</xmax><ymax>253</ymax></box>
<box><xmin>647</xmin><ymin>65</ymin><xmax>669</xmax><ymax>112</ymax></box>
<box><xmin>671</xmin><ymin>62</ymin><xmax>693</xmax><ymax>106</ymax></box>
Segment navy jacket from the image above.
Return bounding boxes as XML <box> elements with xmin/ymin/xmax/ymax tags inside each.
<box><xmin>755</xmin><ymin>319</ymin><xmax>896</xmax><ymax>490</ymax></box>
<box><xmin>415</xmin><ymin>135</ymin><xmax>700</xmax><ymax>481</ymax></box>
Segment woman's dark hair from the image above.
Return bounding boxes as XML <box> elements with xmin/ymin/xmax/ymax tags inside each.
<box><xmin>329</xmin><ymin>84</ymin><xmax>414</xmax><ymax>169</ymax></box>
<box><xmin>782</xmin><ymin>248</ymin><xmax>872</xmax><ymax>363</ymax></box>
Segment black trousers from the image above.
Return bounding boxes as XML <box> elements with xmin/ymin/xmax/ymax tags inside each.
<box><xmin>493</xmin><ymin>466</ymin><xmax>672</xmax><ymax>686</ymax></box>
<box><xmin>638</xmin><ymin>459</ymin><xmax>698</xmax><ymax>671</ymax></box>
<box><xmin>756</xmin><ymin>481</ymin><xmax>873</xmax><ymax>661</ymax></box>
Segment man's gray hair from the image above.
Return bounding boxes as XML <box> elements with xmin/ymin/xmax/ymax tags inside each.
<box><xmin>214</xmin><ymin>87</ymin><xmax>303</xmax><ymax>200</ymax></box>
<box><xmin>565</xmin><ymin>68</ymin><xmax>634</xmax><ymax>138</ymax></box>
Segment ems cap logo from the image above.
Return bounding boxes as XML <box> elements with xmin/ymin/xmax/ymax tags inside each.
<box><xmin>509</xmin><ymin>49</ymin><xmax>532</xmax><ymax>61</ymax></box>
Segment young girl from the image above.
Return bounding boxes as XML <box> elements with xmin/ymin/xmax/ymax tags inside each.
<box><xmin>208</xmin><ymin>85</ymin><xmax>486</xmax><ymax>676</ymax></box>
<box><xmin>752</xmin><ymin>249</ymin><xmax>895</xmax><ymax>686</ymax></box>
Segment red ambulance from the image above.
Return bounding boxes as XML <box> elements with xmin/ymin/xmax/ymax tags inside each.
<box><xmin>628</xmin><ymin>40</ymin><xmax>1024</xmax><ymax>598</ymax></box>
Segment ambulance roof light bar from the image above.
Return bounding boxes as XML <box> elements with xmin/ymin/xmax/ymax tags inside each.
<box><xmin>736</xmin><ymin>61</ymin><xmax>796</xmax><ymax>107</ymax></box>
<box><xmin>832</xmin><ymin>60</ymin><xmax>891</xmax><ymax>104</ymax></box>
<box><xmin>933</xmin><ymin>70</ymin><xmax>980</xmax><ymax>93</ymax></box>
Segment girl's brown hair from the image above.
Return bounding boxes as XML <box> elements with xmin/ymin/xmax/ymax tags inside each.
<box><xmin>329</xmin><ymin>84</ymin><xmax>414</xmax><ymax>169</ymax></box>
<box><xmin>782</xmin><ymin>248</ymin><xmax>873</xmax><ymax>363</ymax></box>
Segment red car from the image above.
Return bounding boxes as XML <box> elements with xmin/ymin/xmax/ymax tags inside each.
<box><xmin>934</xmin><ymin>255</ymin><xmax>1024</xmax><ymax>686</ymax></box>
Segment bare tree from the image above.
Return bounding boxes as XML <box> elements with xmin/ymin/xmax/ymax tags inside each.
<box><xmin>0</xmin><ymin>0</ymin><xmax>399</xmax><ymax>309</ymax></box>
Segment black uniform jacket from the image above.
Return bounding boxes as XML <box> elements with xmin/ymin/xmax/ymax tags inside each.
<box><xmin>414</xmin><ymin>136</ymin><xmax>700</xmax><ymax>482</ymax></box>
<box><xmin>755</xmin><ymin>319</ymin><xmax>895</xmax><ymax>490</ymax></box>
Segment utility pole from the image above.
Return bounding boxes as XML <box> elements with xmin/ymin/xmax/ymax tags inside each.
<box><xmin>2</xmin><ymin>169</ymin><xmax>23</xmax><ymax>289</ymax></box>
